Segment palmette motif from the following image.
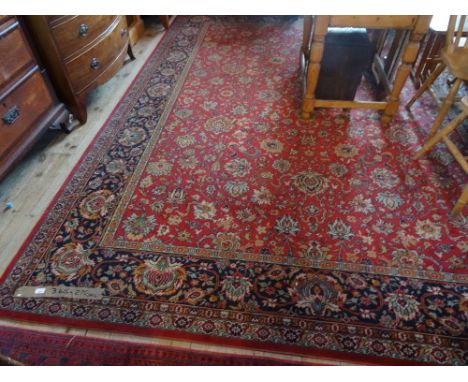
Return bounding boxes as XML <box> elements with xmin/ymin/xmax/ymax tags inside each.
<box><xmin>0</xmin><ymin>16</ymin><xmax>467</xmax><ymax>365</ymax></box>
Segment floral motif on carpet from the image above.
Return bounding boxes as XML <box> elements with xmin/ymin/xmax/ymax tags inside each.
<box><xmin>0</xmin><ymin>16</ymin><xmax>467</xmax><ymax>365</ymax></box>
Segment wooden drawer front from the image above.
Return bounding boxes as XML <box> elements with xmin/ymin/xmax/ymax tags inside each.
<box><xmin>66</xmin><ymin>16</ymin><xmax>128</xmax><ymax>93</ymax></box>
<box><xmin>0</xmin><ymin>18</ymin><xmax>35</xmax><ymax>86</ymax></box>
<box><xmin>0</xmin><ymin>71</ymin><xmax>53</xmax><ymax>158</ymax></box>
<box><xmin>52</xmin><ymin>15</ymin><xmax>120</xmax><ymax>61</ymax></box>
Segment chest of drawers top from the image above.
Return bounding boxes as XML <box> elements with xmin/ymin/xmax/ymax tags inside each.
<box><xmin>47</xmin><ymin>16</ymin><xmax>122</xmax><ymax>62</ymax></box>
<box><xmin>23</xmin><ymin>15</ymin><xmax>131</xmax><ymax>124</ymax></box>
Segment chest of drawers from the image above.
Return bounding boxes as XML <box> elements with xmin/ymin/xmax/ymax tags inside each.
<box><xmin>24</xmin><ymin>16</ymin><xmax>134</xmax><ymax>124</ymax></box>
<box><xmin>0</xmin><ymin>16</ymin><xmax>69</xmax><ymax>182</ymax></box>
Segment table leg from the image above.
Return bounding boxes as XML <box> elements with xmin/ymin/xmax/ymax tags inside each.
<box><xmin>382</xmin><ymin>17</ymin><xmax>430</xmax><ymax>124</ymax></box>
<box><xmin>301</xmin><ymin>16</ymin><xmax>329</xmax><ymax>119</ymax></box>
<box><xmin>302</xmin><ymin>16</ymin><xmax>313</xmax><ymax>57</ymax></box>
<box><xmin>301</xmin><ymin>16</ymin><xmax>313</xmax><ymax>72</ymax></box>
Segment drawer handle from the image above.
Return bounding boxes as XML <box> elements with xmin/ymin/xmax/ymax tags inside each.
<box><xmin>2</xmin><ymin>106</ymin><xmax>20</xmax><ymax>125</ymax></box>
<box><xmin>79</xmin><ymin>23</ymin><xmax>89</xmax><ymax>37</ymax></box>
<box><xmin>120</xmin><ymin>28</ymin><xmax>128</xmax><ymax>38</ymax></box>
<box><xmin>90</xmin><ymin>58</ymin><xmax>100</xmax><ymax>70</ymax></box>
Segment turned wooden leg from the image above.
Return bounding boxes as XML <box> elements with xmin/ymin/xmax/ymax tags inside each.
<box><xmin>301</xmin><ymin>16</ymin><xmax>329</xmax><ymax>120</ymax></box>
<box><xmin>127</xmin><ymin>44</ymin><xmax>136</xmax><ymax>60</ymax></box>
<box><xmin>452</xmin><ymin>183</ymin><xmax>468</xmax><ymax>216</ymax></box>
<box><xmin>426</xmin><ymin>77</ymin><xmax>462</xmax><ymax>138</ymax></box>
<box><xmin>406</xmin><ymin>62</ymin><xmax>446</xmax><ymax>109</ymax></box>
<box><xmin>414</xmin><ymin>109</ymin><xmax>468</xmax><ymax>158</ymax></box>
<box><xmin>382</xmin><ymin>16</ymin><xmax>431</xmax><ymax>125</ymax></box>
<box><xmin>302</xmin><ymin>16</ymin><xmax>313</xmax><ymax>58</ymax></box>
<box><xmin>300</xmin><ymin>16</ymin><xmax>313</xmax><ymax>71</ymax></box>
<box><xmin>159</xmin><ymin>16</ymin><xmax>170</xmax><ymax>29</ymax></box>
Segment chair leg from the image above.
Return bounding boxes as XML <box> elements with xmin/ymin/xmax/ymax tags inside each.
<box><xmin>406</xmin><ymin>63</ymin><xmax>445</xmax><ymax>110</ymax></box>
<box><xmin>414</xmin><ymin>109</ymin><xmax>468</xmax><ymax>158</ymax></box>
<box><xmin>452</xmin><ymin>182</ymin><xmax>468</xmax><ymax>216</ymax></box>
<box><xmin>159</xmin><ymin>16</ymin><xmax>170</xmax><ymax>29</ymax></box>
<box><xmin>127</xmin><ymin>44</ymin><xmax>136</xmax><ymax>61</ymax></box>
<box><xmin>426</xmin><ymin>77</ymin><xmax>463</xmax><ymax>139</ymax></box>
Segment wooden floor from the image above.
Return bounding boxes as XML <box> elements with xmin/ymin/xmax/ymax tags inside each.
<box><xmin>0</xmin><ymin>17</ymin><xmax>353</xmax><ymax>366</ymax></box>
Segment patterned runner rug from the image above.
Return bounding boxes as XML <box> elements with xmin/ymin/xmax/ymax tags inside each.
<box><xmin>0</xmin><ymin>16</ymin><xmax>466</xmax><ymax>365</ymax></box>
<box><xmin>0</xmin><ymin>326</ymin><xmax>317</xmax><ymax>365</ymax></box>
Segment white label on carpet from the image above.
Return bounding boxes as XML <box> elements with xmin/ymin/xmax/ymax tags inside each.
<box><xmin>14</xmin><ymin>286</ymin><xmax>105</xmax><ymax>300</ymax></box>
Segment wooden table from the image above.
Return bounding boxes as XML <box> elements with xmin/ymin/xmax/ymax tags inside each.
<box><xmin>301</xmin><ymin>16</ymin><xmax>432</xmax><ymax>124</ymax></box>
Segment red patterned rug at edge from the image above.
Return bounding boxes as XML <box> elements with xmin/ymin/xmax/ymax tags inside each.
<box><xmin>0</xmin><ymin>16</ymin><xmax>467</xmax><ymax>365</ymax></box>
<box><xmin>0</xmin><ymin>326</ymin><xmax>317</xmax><ymax>365</ymax></box>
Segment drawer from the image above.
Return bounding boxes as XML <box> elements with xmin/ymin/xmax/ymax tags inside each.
<box><xmin>51</xmin><ymin>15</ymin><xmax>121</xmax><ymax>61</ymax></box>
<box><xmin>0</xmin><ymin>18</ymin><xmax>35</xmax><ymax>87</ymax></box>
<box><xmin>66</xmin><ymin>16</ymin><xmax>129</xmax><ymax>93</ymax></box>
<box><xmin>0</xmin><ymin>70</ymin><xmax>54</xmax><ymax>159</ymax></box>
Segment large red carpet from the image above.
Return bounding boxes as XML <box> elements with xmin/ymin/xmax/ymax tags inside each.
<box><xmin>0</xmin><ymin>16</ymin><xmax>466</xmax><ymax>365</ymax></box>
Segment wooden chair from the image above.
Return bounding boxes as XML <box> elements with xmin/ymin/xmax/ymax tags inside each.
<box><xmin>414</xmin><ymin>95</ymin><xmax>468</xmax><ymax>215</ymax></box>
<box><xmin>411</xmin><ymin>15</ymin><xmax>468</xmax><ymax>89</ymax></box>
<box><xmin>407</xmin><ymin>15</ymin><xmax>468</xmax><ymax>139</ymax></box>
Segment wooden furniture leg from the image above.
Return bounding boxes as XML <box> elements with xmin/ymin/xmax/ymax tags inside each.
<box><xmin>453</xmin><ymin>183</ymin><xmax>468</xmax><ymax>215</ymax></box>
<box><xmin>159</xmin><ymin>16</ymin><xmax>170</xmax><ymax>30</ymax></box>
<box><xmin>385</xmin><ymin>30</ymin><xmax>408</xmax><ymax>77</ymax></box>
<box><xmin>426</xmin><ymin>77</ymin><xmax>462</xmax><ymax>138</ymax></box>
<box><xmin>423</xmin><ymin>34</ymin><xmax>445</xmax><ymax>83</ymax></box>
<box><xmin>127</xmin><ymin>44</ymin><xmax>136</xmax><ymax>61</ymax></box>
<box><xmin>301</xmin><ymin>16</ymin><xmax>314</xmax><ymax>71</ymax></box>
<box><xmin>126</xmin><ymin>16</ymin><xmax>145</xmax><ymax>47</ymax></box>
<box><xmin>412</xmin><ymin>31</ymin><xmax>435</xmax><ymax>86</ymax></box>
<box><xmin>302</xmin><ymin>16</ymin><xmax>313</xmax><ymax>57</ymax></box>
<box><xmin>301</xmin><ymin>16</ymin><xmax>329</xmax><ymax>119</ymax></box>
<box><xmin>406</xmin><ymin>62</ymin><xmax>446</xmax><ymax>109</ymax></box>
<box><xmin>414</xmin><ymin>103</ymin><xmax>468</xmax><ymax>216</ymax></box>
<box><xmin>414</xmin><ymin>107</ymin><xmax>468</xmax><ymax>158</ymax></box>
<box><xmin>74</xmin><ymin>95</ymin><xmax>88</xmax><ymax>125</ymax></box>
<box><xmin>381</xmin><ymin>18</ymin><xmax>429</xmax><ymax>124</ymax></box>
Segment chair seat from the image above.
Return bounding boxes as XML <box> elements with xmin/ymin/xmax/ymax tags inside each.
<box><xmin>442</xmin><ymin>45</ymin><xmax>468</xmax><ymax>80</ymax></box>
